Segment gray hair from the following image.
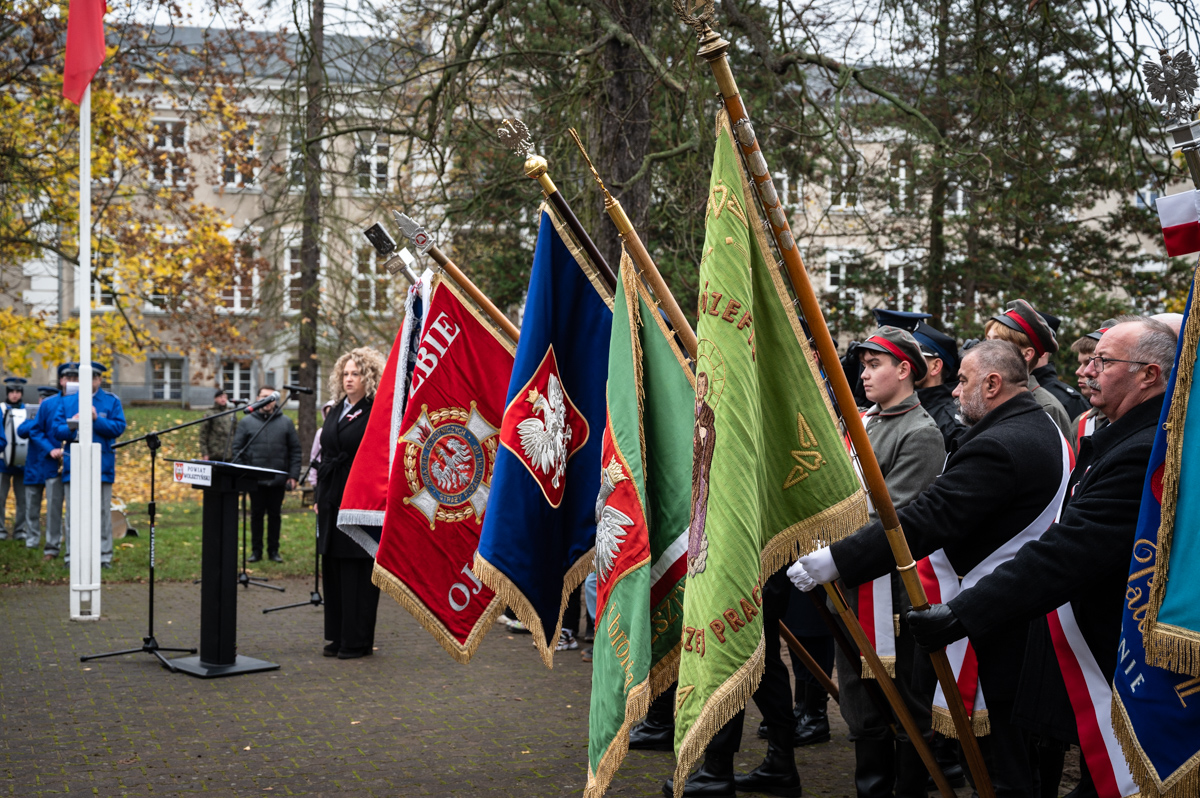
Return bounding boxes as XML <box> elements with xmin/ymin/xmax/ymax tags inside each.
<box><xmin>1111</xmin><ymin>316</ymin><xmax>1176</xmax><ymax>386</ymax></box>
<box><xmin>963</xmin><ymin>339</ymin><xmax>1028</xmax><ymax>386</ymax></box>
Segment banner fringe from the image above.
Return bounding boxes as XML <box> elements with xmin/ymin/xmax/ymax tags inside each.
<box><xmin>1113</xmin><ymin>692</ymin><xmax>1200</xmax><ymax>797</ymax></box>
<box><xmin>760</xmin><ymin>489</ymin><xmax>869</xmax><ymax>582</ymax></box>
<box><xmin>650</xmin><ymin>641</ymin><xmax>683</xmax><ymax>701</ymax></box>
<box><xmin>861</xmin><ymin>655</ymin><xmax>896</xmax><ymax>679</ymax></box>
<box><xmin>932</xmin><ymin>706</ymin><xmax>990</xmax><ymax>738</ymax></box>
<box><xmin>472</xmin><ymin>549</ymin><xmax>594</xmax><ymax>670</ymax></box>
<box><xmin>583</xmin><ymin>677</ymin><xmax>653</xmax><ymax>798</ymax></box>
<box><xmin>372</xmin><ymin>562</ymin><xmax>503</xmax><ymax>664</ymax></box>
<box><xmin>1145</xmin><ymin>262</ymin><xmax>1200</xmax><ymax>675</ymax></box>
<box><xmin>673</xmin><ymin>634</ymin><xmax>767</xmax><ymax>798</ymax></box>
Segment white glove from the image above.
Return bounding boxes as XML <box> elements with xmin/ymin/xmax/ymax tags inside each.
<box><xmin>787</xmin><ymin>546</ymin><xmax>839</xmax><ymax>592</ymax></box>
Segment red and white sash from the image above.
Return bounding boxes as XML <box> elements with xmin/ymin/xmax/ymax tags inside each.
<box><xmin>1076</xmin><ymin>411</ymin><xmax>1098</xmax><ymax>456</ymax></box>
<box><xmin>922</xmin><ymin>432</ymin><xmax>1073</xmax><ymax>737</ymax></box>
<box><xmin>1047</xmin><ymin>603</ymin><xmax>1139</xmax><ymax>798</ymax></box>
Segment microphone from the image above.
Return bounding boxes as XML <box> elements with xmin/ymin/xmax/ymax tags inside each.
<box><xmin>283</xmin><ymin>384</ymin><xmax>314</xmax><ymax>395</ymax></box>
<box><xmin>243</xmin><ymin>391</ymin><xmax>280</xmax><ymax>414</ymax></box>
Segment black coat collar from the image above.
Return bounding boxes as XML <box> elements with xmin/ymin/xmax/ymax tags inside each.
<box><xmin>954</xmin><ymin>390</ymin><xmax>1042</xmax><ymax>450</ymax></box>
<box><xmin>336</xmin><ymin>395</ymin><xmax>372</xmax><ymax>428</ymax></box>
<box><xmin>1087</xmin><ymin>392</ymin><xmax>1165</xmax><ymax>458</ymax></box>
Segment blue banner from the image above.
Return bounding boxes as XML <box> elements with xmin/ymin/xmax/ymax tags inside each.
<box><xmin>1113</xmin><ymin>269</ymin><xmax>1200</xmax><ymax>798</ymax></box>
<box><xmin>475</xmin><ymin>205</ymin><xmax>612</xmax><ymax>667</ymax></box>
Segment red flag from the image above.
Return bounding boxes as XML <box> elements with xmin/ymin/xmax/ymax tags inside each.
<box><xmin>63</xmin><ymin>0</ymin><xmax>108</xmax><ymax>104</ymax></box>
<box><xmin>372</xmin><ymin>277</ymin><xmax>515</xmax><ymax>663</ymax></box>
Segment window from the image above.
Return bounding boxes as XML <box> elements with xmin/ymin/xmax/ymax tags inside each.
<box><xmin>222</xmin><ymin>243</ymin><xmax>257</xmax><ymax>311</ymax></box>
<box><xmin>356</xmin><ymin>246</ymin><xmax>389</xmax><ymax>312</ymax></box>
<box><xmin>829</xmin><ymin>153</ymin><xmax>861</xmax><ymax>212</ymax></box>
<box><xmin>825</xmin><ymin>249</ymin><xmax>865</xmax><ymax>313</ymax></box>
<box><xmin>774</xmin><ymin>172</ymin><xmax>803</xmax><ymax>209</ymax></box>
<box><xmin>890</xmin><ymin>151</ymin><xmax>916</xmax><ymax>212</ymax></box>
<box><xmin>150</xmin><ymin>120</ymin><xmax>187</xmax><ymax>186</ymax></box>
<box><xmin>152</xmin><ymin>358</ymin><xmax>184</xmax><ymax>401</ymax></box>
<box><xmin>289</xmin><ymin>127</ymin><xmax>305</xmax><ymax>186</ymax></box>
<box><xmin>287</xmin><ymin>247</ymin><xmax>303</xmax><ymax>311</ymax></box>
<box><xmin>886</xmin><ymin>252</ymin><xmax>922</xmax><ymax>313</ymax></box>
<box><xmin>947</xmin><ymin>175</ymin><xmax>970</xmax><ymax>215</ymax></box>
<box><xmin>1136</xmin><ymin>184</ymin><xmax>1160</xmax><ymax>210</ymax></box>
<box><xmin>93</xmin><ymin>252</ymin><xmax>116</xmax><ymax>309</ymax></box>
<box><xmin>288</xmin><ymin>362</ymin><xmax>318</xmax><ymax>400</ymax></box>
<box><xmin>221</xmin><ymin>361</ymin><xmax>253</xmax><ymax>401</ymax></box>
<box><xmin>221</xmin><ymin>123</ymin><xmax>258</xmax><ymax>188</ymax></box>
<box><xmin>356</xmin><ymin>133</ymin><xmax>389</xmax><ymax>192</ymax></box>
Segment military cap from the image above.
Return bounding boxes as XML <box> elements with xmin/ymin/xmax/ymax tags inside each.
<box><xmin>990</xmin><ymin>299</ymin><xmax>1059</xmax><ymax>357</ymax></box>
<box><xmin>1037</xmin><ymin>311</ymin><xmax>1062</xmax><ymax>334</ymax></box>
<box><xmin>59</xmin><ymin>362</ymin><xmax>79</xmax><ymax>377</ymax></box>
<box><xmin>5</xmin><ymin>377</ymin><xmax>27</xmax><ymax>389</ymax></box>
<box><xmin>912</xmin><ymin>322</ymin><xmax>959</xmax><ymax>374</ymax></box>
<box><xmin>214</xmin><ymin>387</ymin><xmax>227</xmax><ymax>398</ymax></box>
<box><xmin>1086</xmin><ymin>318</ymin><xmax>1119</xmax><ymax>341</ymax></box>
<box><xmin>37</xmin><ymin>386</ymin><xmax>58</xmax><ymax>398</ymax></box>
<box><xmin>871</xmin><ymin>308</ymin><xmax>931</xmax><ymax>332</ymax></box>
<box><xmin>85</xmin><ymin>362</ymin><xmax>107</xmax><ymax>374</ymax></box>
<box><xmin>855</xmin><ymin>325</ymin><xmax>929</xmax><ymax>382</ymax></box>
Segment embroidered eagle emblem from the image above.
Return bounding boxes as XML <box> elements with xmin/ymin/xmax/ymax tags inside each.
<box><xmin>594</xmin><ymin>456</ymin><xmax>633</xmax><ymax>582</ymax></box>
<box><xmin>516</xmin><ymin>373</ymin><xmax>571</xmax><ymax>489</ymax></box>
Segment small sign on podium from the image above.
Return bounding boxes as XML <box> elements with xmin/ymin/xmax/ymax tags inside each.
<box><xmin>173</xmin><ymin>461</ymin><xmax>213</xmax><ymax>486</ymax></box>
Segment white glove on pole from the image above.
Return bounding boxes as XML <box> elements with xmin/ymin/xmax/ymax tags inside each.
<box><xmin>787</xmin><ymin>546</ymin><xmax>839</xmax><ymax>592</ymax></box>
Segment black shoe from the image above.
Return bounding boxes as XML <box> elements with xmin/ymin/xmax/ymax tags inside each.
<box><xmin>269</xmin><ymin>552</ymin><xmax>283</xmax><ymax>563</ymax></box>
<box><xmin>794</xmin><ymin>683</ymin><xmax>830</xmax><ymax>747</ymax></box>
<box><xmin>662</xmin><ymin>751</ymin><xmax>736</xmax><ymax>797</ymax></box>
<box><xmin>854</xmin><ymin>738</ymin><xmax>896</xmax><ymax>798</ymax></box>
<box><xmin>337</xmin><ymin>647</ymin><xmax>372</xmax><ymax>659</ymax></box>
<box><xmin>248</xmin><ymin>553</ymin><xmax>262</xmax><ymax>563</ymax></box>
<box><xmin>735</xmin><ymin>737</ymin><xmax>802</xmax><ymax>797</ymax></box>
<box><xmin>629</xmin><ymin>718</ymin><xmax>674</xmax><ymax>751</ymax></box>
<box><xmin>323</xmin><ymin>643</ymin><xmax>339</xmax><ymax>657</ymax></box>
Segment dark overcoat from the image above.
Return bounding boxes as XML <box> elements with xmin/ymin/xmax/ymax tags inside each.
<box><xmin>948</xmin><ymin>393</ymin><xmax>1164</xmax><ymax>741</ymax></box>
<box><xmin>830</xmin><ymin>390</ymin><xmax>1066</xmax><ymax>707</ymax></box>
<box><xmin>316</xmin><ymin>395</ymin><xmax>374</xmax><ymax>559</ymax></box>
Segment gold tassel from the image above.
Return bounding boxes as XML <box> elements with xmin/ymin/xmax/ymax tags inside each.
<box><xmin>759</xmin><ymin>489</ymin><xmax>869</xmax><ymax>582</ymax></box>
<box><xmin>372</xmin><ymin>563</ymin><xmax>503</xmax><ymax>664</ymax></box>
<box><xmin>1113</xmin><ymin>694</ymin><xmax>1199</xmax><ymax>798</ymax></box>
<box><xmin>930</xmin><ymin>705</ymin><xmax>991</xmax><ymax>739</ymax></box>
<box><xmin>861</xmin><ymin>655</ymin><xmax>896</xmax><ymax>680</ymax></box>
<box><xmin>673</xmin><ymin>635</ymin><xmax>767</xmax><ymax>798</ymax></box>
<box><xmin>583</xmin><ymin>677</ymin><xmax>653</xmax><ymax>798</ymax></box>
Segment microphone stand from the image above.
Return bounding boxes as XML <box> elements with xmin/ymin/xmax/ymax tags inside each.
<box><xmin>79</xmin><ymin>405</ymin><xmax>248</xmax><ymax>669</ymax></box>
<box><xmin>263</xmin><ymin>458</ymin><xmax>323</xmax><ymax>613</ymax></box>
<box><xmin>228</xmin><ymin>392</ymin><xmax>296</xmax><ymax>593</ymax></box>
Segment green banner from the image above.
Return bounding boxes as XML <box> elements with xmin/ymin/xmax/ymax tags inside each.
<box><xmin>585</xmin><ymin>250</ymin><xmax>695</xmax><ymax>797</ymax></box>
<box><xmin>672</xmin><ymin>111</ymin><xmax>867</xmax><ymax>791</ymax></box>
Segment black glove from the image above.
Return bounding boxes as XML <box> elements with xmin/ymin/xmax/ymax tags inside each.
<box><xmin>906</xmin><ymin>604</ymin><xmax>967</xmax><ymax>652</ymax></box>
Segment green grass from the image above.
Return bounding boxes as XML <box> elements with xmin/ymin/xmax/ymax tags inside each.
<box><xmin>1</xmin><ymin>404</ymin><xmax>314</xmax><ymax>586</ymax></box>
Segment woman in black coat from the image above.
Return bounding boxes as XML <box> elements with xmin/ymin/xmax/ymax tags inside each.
<box><xmin>316</xmin><ymin>346</ymin><xmax>386</xmax><ymax>659</ymax></box>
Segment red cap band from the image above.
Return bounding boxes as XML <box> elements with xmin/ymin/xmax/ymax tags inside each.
<box><xmin>1005</xmin><ymin>310</ymin><xmax>1046</xmax><ymax>358</ymax></box>
<box><xmin>866</xmin><ymin>336</ymin><xmax>917</xmax><ymax>370</ymax></box>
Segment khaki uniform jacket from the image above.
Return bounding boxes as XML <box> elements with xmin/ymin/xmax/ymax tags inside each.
<box><xmin>199</xmin><ymin>406</ymin><xmax>239</xmax><ymax>461</ymax></box>
<box><xmin>1029</xmin><ymin>376</ymin><xmax>1072</xmax><ymax>443</ymax></box>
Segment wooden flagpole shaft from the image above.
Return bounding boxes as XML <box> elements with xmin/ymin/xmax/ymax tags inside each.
<box><xmin>424</xmin><ymin>243</ymin><xmax>521</xmax><ymax>342</ymax></box>
<box><xmin>777</xmin><ymin>621</ymin><xmax>839</xmax><ymax>704</ymax></box>
<box><xmin>566</xmin><ymin>129</ymin><xmax>699</xmax><ymax>361</ymax></box>
<box><xmin>522</xmin><ymin>156</ymin><xmax>618</xmax><ymax>292</ymax></box>
<box><xmin>824</xmin><ymin>584</ymin><xmax>957</xmax><ymax>798</ymax></box>
<box><xmin>685</xmin><ymin>19</ymin><xmax>994</xmax><ymax>798</ymax></box>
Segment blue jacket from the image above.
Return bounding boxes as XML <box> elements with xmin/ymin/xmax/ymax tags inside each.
<box><xmin>53</xmin><ymin>390</ymin><xmax>126</xmax><ymax>484</ymax></box>
<box><xmin>2</xmin><ymin>401</ymin><xmax>26</xmax><ymax>476</ymax></box>
<box><xmin>18</xmin><ymin>396</ymin><xmax>61</xmax><ymax>486</ymax></box>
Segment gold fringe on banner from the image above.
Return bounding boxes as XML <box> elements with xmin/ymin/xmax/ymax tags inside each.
<box><xmin>932</xmin><ymin>706</ymin><xmax>990</xmax><ymax>739</ymax></box>
<box><xmin>861</xmin><ymin>655</ymin><xmax>897</xmax><ymax>680</ymax></box>
<box><xmin>1113</xmin><ymin>693</ymin><xmax>1200</xmax><ymax>798</ymax></box>
<box><xmin>583</xmin><ymin>676</ymin><xmax>653</xmax><ymax>798</ymax></box>
<box><xmin>1144</xmin><ymin>265</ymin><xmax>1200</xmax><ymax>677</ymax></box>
<box><xmin>371</xmin><ymin>563</ymin><xmax>504</xmax><ymax>665</ymax></box>
<box><xmin>759</xmin><ymin>491</ymin><xmax>869</xmax><ymax>582</ymax></box>
<box><xmin>673</xmin><ymin>634</ymin><xmax>767</xmax><ymax>798</ymax></box>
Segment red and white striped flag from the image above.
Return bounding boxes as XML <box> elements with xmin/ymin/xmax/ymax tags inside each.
<box><xmin>1156</xmin><ymin>189</ymin><xmax>1200</xmax><ymax>258</ymax></box>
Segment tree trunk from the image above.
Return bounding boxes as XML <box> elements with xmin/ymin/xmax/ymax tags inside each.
<box><xmin>593</xmin><ymin>0</ymin><xmax>652</xmax><ymax>270</ymax></box>
<box><xmin>297</xmin><ymin>0</ymin><xmax>324</xmax><ymax>466</ymax></box>
<box><xmin>925</xmin><ymin>0</ymin><xmax>951</xmax><ymax>327</ymax></box>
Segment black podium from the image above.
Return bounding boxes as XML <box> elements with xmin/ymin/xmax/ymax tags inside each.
<box><xmin>168</xmin><ymin>460</ymin><xmax>286</xmax><ymax>678</ymax></box>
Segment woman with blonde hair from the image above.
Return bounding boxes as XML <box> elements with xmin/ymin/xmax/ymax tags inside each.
<box><xmin>316</xmin><ymin>346</ymin><xmax>386</xmax><ymax>659</ymax></box>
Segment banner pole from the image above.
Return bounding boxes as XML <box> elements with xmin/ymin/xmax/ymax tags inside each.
<box><xmin>674</xmin><ymin>8</ymin><xmax>994</xmax><ymax>796</ymax></box>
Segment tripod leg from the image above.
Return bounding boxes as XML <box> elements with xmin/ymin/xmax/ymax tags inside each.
<box><xmin>81</xmin><ymin>647</ymin><xmax>147</xmax><ymax>662</ymax></box>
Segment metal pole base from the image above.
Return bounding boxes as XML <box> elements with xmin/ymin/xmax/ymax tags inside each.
<box><xmin>80</xmin><ymin>636</ymin><xmax>197</xmax><ymax>672</ymax></box>
<box><xmin>169</xmin><ymin>654</ymin><xmax>279</xmax><ymax>679</ymax></box>
<box><xmin>237</xmin><ymin>570</ymin><xmax>286</xmax><ymax>592</ymax></box>
<box><xmin>263</xmin><ymin>590</ymin><xmax>323</xmax><ymax>614</ymax></box>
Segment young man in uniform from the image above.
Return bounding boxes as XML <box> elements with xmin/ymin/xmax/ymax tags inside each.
<box><xmin>1</xmin><ymin>377</ymin><xmax>29</xmax><ymax>541</ymax></box>
<box><xmin>199</xmin><ymin>388</ymin><xmax>239</xmax><ymax>461</ymax></box>
<box><xmin>54</xmin><ymin>363</ymin><xmax>127</xmax><ymax>569</ymax></box>
<box><xmin>20</xmin><ymin>366</ymin><xmax>71</xmax><ymax>559</ymax></box>
<box><xmin>983</xmin><ymin>299</ymin><xmax>1073</xmax><ymax>440</ymax></box>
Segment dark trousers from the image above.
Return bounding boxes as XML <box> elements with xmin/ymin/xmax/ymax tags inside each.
<box><xmin>972</xmin><ymin>700</ymin><xmax>1039</xmax><ymax>798</ymax></box>
<box><xmin>324</xmin><ymin>555</ymin><xmax>380</xmax><ymax>653</ymax></box>
<box><xmin>709</xmin><ymin>570</ymin><xmax>795</xmax><ymax>753</ymax></box>
<box><xmin>249</xmin><ymin>486</ymin><xmax>285</xmax><ymax>556</ymax></box>
<box><xmin>784</xmin><ymin>584</ymin><xmax>835</xmax><ymax>688</ymax></box>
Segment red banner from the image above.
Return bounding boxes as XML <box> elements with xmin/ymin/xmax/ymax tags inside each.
<box><xmin>372</xmin><ymin>278</ymin><xmax>516</xmax><ymax>662</ymax></box>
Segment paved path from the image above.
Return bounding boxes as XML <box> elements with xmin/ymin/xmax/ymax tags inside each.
<box><xmin>2</xmin><ymin>579</ymin><xmax>1074</xmax><ymax>796</ymax></box>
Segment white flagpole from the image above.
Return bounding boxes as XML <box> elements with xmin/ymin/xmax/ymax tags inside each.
<box><xmin>71</xmin><ymin>83</ymin><xmax>100</xmax><ymax>621</ymax></box>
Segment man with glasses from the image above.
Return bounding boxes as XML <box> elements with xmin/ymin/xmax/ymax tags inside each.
<box><xmin>906</xmin><ymin>316</ymin><xmax>1176</xmax><ymax>797</ymax></box>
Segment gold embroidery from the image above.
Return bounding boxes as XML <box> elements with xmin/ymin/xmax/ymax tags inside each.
<box><xmin>784</xmin><ymin>413</ymin><xmax>826</xmax><ymax>489</ymax></box>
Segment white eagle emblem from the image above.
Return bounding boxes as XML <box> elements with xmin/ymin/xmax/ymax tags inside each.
<box><xmin>594</xmin><ymin>456</ymin><xmax>633</xmax><ymax>582</ymax></box>
<box><xmin>431</xmin><ymin>437</ymin><xmax>474</xmax><ymax>493</ymax></box>
<box><xmin>516</xmin><ymin>374</ymin><xmax>572</xmax><ymax>489</ymax></box>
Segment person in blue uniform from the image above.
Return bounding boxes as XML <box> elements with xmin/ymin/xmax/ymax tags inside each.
<box><xmin>1</xmin><ymin>377</ymin><xmax>29</xmax><ymax>541</ymax></box>
<box><xmin>19</xmin><ymin>368</ymin><xmax>71</xmax><ymax>559</ymax></box>
<box><xmin>53</xmin><ymin>363</ymin><xmax>126</xmax><ymax>568</ymax></box>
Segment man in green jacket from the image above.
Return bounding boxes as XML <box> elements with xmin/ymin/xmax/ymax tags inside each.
<box><xmin>199</xmin><ymin>389</ymin><xmax>238</xmax><ymax>461</ymax></box>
